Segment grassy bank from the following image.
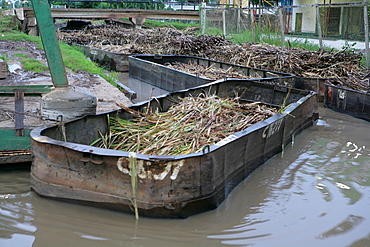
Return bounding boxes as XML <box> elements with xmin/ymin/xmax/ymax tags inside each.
<box><xmin>229</xmin><ymin>30</ymin><xmax>325</xmax><ymax>51</ymax></box>
<box><xmin>0</xmin><ymin>14</ymin><xmax>118</xmax><ymax>85</ymax></box>
<box><xmin>143</xmin><ymin>19</ymin><xmax>199</xmax><ymax>30</ymax></box>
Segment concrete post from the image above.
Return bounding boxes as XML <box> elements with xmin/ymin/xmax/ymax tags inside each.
<box><xmin>201</xmin><ymin>2</ymin><xmax>206</xmax><ymax>35</ymax></box>
<box><xmin>315</xmin><ymin>0</ymin><xmax>323</xmax><ymax>48</ymax></box>
<box><xmin>129</xmin><ymin>17</ymin><xmax>146</xmax><ymax>29</ymax></box>
<box><xmin>279</xmin><ymin>8</ymin><xmax>285</xmax><ymax>47</ymax></box>
<box><xmin>222</xmin><ymin>8</ymin><xmax>226</xmax><ymax>37</ymax></box>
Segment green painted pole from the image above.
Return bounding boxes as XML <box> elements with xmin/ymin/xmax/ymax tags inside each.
<box><xmin>30</xmin><ymin>0</ymin><xmax>68</xmax><ymax>87</ymax></box>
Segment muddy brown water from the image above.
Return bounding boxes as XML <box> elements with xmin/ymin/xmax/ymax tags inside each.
<box><xmin>1</xmin><ymin>102</ymin><xmax>370</xmax><ymax>246</ymax></box>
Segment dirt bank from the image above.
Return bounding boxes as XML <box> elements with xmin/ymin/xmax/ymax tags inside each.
<box><xmin>0</xmin><ymin>40</ymin><xmax>132</xmax><ymax>128</ymax></box>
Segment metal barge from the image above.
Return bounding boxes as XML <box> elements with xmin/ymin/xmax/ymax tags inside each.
<box><xmin>77</xmin><ymin>46</ymin><xmax>369</xmax><ymax>121</ymax></box>
<box><xmin>30</xmin><ymin>79</ymin><xmax>318</xmax><ymax>218</ymax></box>
<box><xmin>129</xmin><ymin>54</ymin><xmax>295</xmax><ymax>92</ymax></box>
<box><xmin>325</xmin><ymin>84</ymin><xmax>370</xmax><ymax>122</ymax></box>
<box><xmin>128</xmin><ymin>54</ymin><xmax>369</xmax><ymax>121</ymax></box>
<box><xmin>77</xmin><ymin>44</ymin><xmax>131</xmax><ymax>72</ymax></box>
<box><xmin>78</xmin><ymin>48</ymin><xmax>326</xmax><ymax>100</ymax></box>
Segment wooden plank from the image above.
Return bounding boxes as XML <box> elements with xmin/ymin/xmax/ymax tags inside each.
<box><xmin>14</xmin><ymin>91</ymin><xmax>25</xmax><ymax>137</ymax></box>
<box><xmin>0</xmin><ymin>59</ymin><xmax>7</xmax><ymax>79</ymax></box>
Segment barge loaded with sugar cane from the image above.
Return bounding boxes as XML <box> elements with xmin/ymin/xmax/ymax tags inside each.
<box><xmin>128</xmin><ymin>54</ymin><xmax>294</xmax><ymax>92</ymax></box>
<box><xmin>324</xmin><ymin>79</ymin><xmax>370</xmax><ymax>122</ymax></box>
<box><xmin>30</xmin><ymin>78</ymin><xmax>318</xmax><ymax>218</ymax></box>
<box><xmin>127</xmin><ymin>54</ymin><xmax>369</xmax><ymax>122</ymax></box>
<box><xmin>64</xmin><ymin>26</ymin><xmax>370</xmax><ymax>118</ymax></box>
<box><xmin>79</xmin><ymin>44</ymin><xmax>370</xmax><ymax>122</ymax></box>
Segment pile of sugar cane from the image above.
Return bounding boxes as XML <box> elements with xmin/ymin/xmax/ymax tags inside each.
<box><xmin>164</xmin><ymin>61</ymin><xmax>260</xmax><ymax>80</ymax></box>
<box><xmin>93</xmin><ymin>95</ymin><xmax>277</xmax><ymax>155</ymax></box>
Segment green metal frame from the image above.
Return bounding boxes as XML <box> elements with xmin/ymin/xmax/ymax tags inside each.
<box><xmin>0</xmin><ymin>85</ymin><xmax>53</xmax><ymax>96</ymax></box>
<box><xmin>30</xmin><ymin>0</ymin><xmax>68</xmax><ymax>88</ymax></box>
<box><xmin>0</xmin><ymin>129</ymin><xmax>32</xmax><ymax>150</ymax></box>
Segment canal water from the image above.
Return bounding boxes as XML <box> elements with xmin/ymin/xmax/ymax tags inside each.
<box><xmin>1</xmin><ymin>101</ymin><xmax>370</xmax><ymax>246</ymax></box>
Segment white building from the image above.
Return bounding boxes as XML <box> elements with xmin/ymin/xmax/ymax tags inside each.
<box><xmin>291</xmin><ymin>0</ymin><xmax>365</xmax><ymax>40</ymax></box>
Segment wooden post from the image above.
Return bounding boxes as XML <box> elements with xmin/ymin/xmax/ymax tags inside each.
<box><xmin>363</xmin><ymin>0</ymin><xmax>370</xmax><ymax>67</ymax></box>
<box><xmin>14</xmin><ymin>91</ymin><xmax>25</xmax><ymax>137</ymax></box>
<box><xmin>315</xmin><ymin>0</ymin><xmax>323</xmax><ymax>48</ymax></box>
<box><xmin>0</xmin><ymin>59</ymin><xmax>6</xmax><ymax>79</ymax></box>
<box><xmin>279</xmin><ymin>8</ymin><xmax>285</xmax><ymax>47</ymax></box>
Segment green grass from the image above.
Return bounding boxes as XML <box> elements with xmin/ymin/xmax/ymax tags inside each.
<box><xmin>60</xmin><ymin>43</ymin><xmax>117</xmax><ymax>85</ymax></box>
<box><xmin>0</xmin><ymin>15</ymin><xmax>41</xmax><ymax>42</ymax></box>
<box><xmin>0</xmin><ymin>31</ymin><xmax>42</xmax><ymax>43</ymax></box>
<box><xmin>14</xmin><ymin>53</ymin><xmax>28</xmax><ymax>58</ymax></box>
<box><xmin>284</xmin><ymin>38</ymin><xmax>326</xmax><ymax>51</ymax></box>
<box><xmin>229</xmin><ymin>29</ymin><xmax>329</xmax><ymax>51</ymax></box>
<box><xmin>21</xmin><ymin>58</ymin><xmax>49</xmax><ymax>73</ymax></box>
<box><xmin>0</xmin><ymin>55</ymin><xmax>8</xmax><ymax>61</ymax></box>
<box><xmin>144</xmin><ymin>19</ymin><xmax>199</xmax><ymax>30</ymax></box>
<box><xmin>0</xmin><ymin>15</ymin><xmax>19</xmax><ymax>33</ymax></box>
<box><xmin>118</xmin><ymin>17</ymin><xmax>200</xmax><ymax>30</ymax></box>
<box><xmin>204</xmin><ymin>27</ymin><xmax>223</xmax><ymax>37</ymax></box>
<box><xmin>60</xmin><ymin>42</ymin><xmax>101</xmax><ymax>73</ymax></box>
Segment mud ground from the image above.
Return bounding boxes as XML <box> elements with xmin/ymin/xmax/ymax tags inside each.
<box><xmin>0</xmin><ymin>40</ymin><xmax>132</xmax><ymax>128</ymax></box>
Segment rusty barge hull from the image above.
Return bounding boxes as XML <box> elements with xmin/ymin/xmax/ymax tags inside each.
<box><xmin>30</xmin><ymin>79</ymin><xmax>318</xmax><ymax>218</ymax></box>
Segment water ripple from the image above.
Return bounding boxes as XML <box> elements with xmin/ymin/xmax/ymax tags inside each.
<box><xmin>0</xmin><ymin>192</ymin><xmax>36</xmax><ymax>241</ymax></box>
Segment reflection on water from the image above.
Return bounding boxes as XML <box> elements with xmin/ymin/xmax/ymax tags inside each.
<box><xmin>119</xmin><ymin>73</ymin><xmax>168</xmax><ymax>103</ymax></box>
<box><xmin>0</xmin><ymin>192</ymin><xmax>36</xmax><ymax>246</ymax></box>
<box><xmin>208</xmin><ymin>107</ymin><xmax>370</xmax><ymax>247</ymax></box>
<box><xmin>1</xmin><ymin>106</ymin><xmax>370</xmax><ymax>247</ymax></box>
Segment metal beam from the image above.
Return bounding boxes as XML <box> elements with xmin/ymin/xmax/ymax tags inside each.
<box><xmin>21</xmin><ymin>8</ymin><xmax>200</xmax><ymax>21</ymax></box>
<box><xmin>29</xmin><ymin>2</ymin><xmax>68</xmax><ymax>87</ymax></box>
<box><xmin>0</xmin><ymin>85</ymin><xmax>53</xmax><ymax>95</ymax></box>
